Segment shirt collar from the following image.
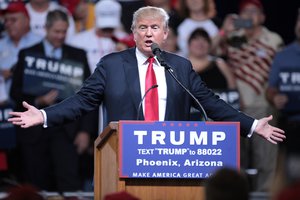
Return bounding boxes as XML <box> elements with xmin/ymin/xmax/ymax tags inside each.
<box><xmin>43</xmin><ymin>39</ymin><xmax>62</xmax><ymax>59</ymax></box>
<box><xmin>135</xmin><ymin>47</ymin><xmax>159</xmax><ymax>65</ymax></box>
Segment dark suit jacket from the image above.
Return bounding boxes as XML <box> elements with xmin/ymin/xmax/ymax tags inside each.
<box><xmin>45</xmin><ymin>48</ymin><xmax>254</xmax><ymax>137</ymax></box>
<box><xmin>11</xmin><ymin>41</ymin><xmax>97</xmax><ymax>143</ymax></box>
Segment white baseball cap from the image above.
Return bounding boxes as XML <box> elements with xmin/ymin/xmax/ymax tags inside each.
<box><xmin>95</xmin><ymin>0</ymin><xmax>122</xmax><ymax>29</ymax></box>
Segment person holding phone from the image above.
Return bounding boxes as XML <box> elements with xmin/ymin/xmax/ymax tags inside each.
<box><xmin>214</xmin><ymin>0</ymin><xmax>284</xmax><ymax>192</ymax></box>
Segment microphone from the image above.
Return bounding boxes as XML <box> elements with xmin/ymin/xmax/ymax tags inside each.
<box><xmin>150</xmin><ymin>43</ymin><xmax>208</xmax><ymax>121</ymax></box>
<box><xmin>136</xmin><ymin>84</ymin><xmax>159</xmax><ymax>120</ymax></box>
<box><xmin>151</xmin><ymin>43</ymin><xmax>167</xmax><ymax>67</ymax></box>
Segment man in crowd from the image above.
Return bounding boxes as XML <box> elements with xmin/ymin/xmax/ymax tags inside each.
<box><xmin>10</xmin><ymin>10</ymin><xmax>96</xmax><ymax>191</ymax></box>
<box><xmin>0</xmin><ymin>2</ymin><xmax>42</xmax><ymax>103</ymax></box>
<box><xmin>266</xmin><ymin>9</ymin><xmax>300</xmax><ymax>183</ymax></box>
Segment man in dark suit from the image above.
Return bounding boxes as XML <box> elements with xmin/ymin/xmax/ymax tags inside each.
<box><xmin>10</xmin><ymin>10</ymin><xmax>97</xmax><ymax>191</ymax></box>
<box><xmin>9</xmin><ymin>7</ymin><xmax>285</xmax><ymax>150</ymax></box>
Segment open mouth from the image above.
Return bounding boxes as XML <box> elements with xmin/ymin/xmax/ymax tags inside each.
<box><xmin>145</xmin><ymin>40</ymin><xmax>153</xmax><ymax>46</ymax></box>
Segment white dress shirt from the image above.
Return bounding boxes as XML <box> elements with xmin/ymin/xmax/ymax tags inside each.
<box><xmin>136</xmin><ymin>49</ymin><xmax>167</xmax><ymax>121</ymax></box>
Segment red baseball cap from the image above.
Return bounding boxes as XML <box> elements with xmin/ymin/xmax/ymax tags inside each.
<box><xmin>239</xmin><ymin>0</ymin><xmax>264</xmax><ymax>12</ymax></box>
<box><xmin>2</xmin><ymin>2</ymin><xmax>29</xmax><ymax>19</ymax></box>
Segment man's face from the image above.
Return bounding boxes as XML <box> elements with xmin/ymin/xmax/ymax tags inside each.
<box><xmin>132</xmin><ymin>16</ymin><xmax>168</xmax><ymax>57</ymax></box>
<box><xmin>239</xmin><ymin>4</ymin><xmax>265</xmax><ymax>28</ymax></box>
<box><xmin>45</xmin><ymin>20</ymin><xmax>68</xmax><ymax>48</ymax></box>
<box><xmin>4</xmin><ymin>12</ymin><xmax>29</xmax><ymax>40</ymax></box>
<box><xmin>74</xmin><ymin>0</ymin><xmax>89</xmax><ymax>20</ymax></box>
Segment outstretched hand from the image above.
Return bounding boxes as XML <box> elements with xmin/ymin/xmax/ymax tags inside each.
<box><xmin>8</xmin><ymin>101</ymin><xmax>44</xmax><ymax>128</ymax></box>
<box><xmin>255</xmin><ymin>115</ymin><xmax>285</xmax><ymax>144</ymax></box>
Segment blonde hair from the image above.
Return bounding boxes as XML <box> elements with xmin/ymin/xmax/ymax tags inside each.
<box><xmin>131</xmin><ymin>6</ymin><xmax>169</xmax><ymax>31</ymax></box>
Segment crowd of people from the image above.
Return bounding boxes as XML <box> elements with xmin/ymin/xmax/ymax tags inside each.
<box><xmin>0</xmin><ymin>0</ymin><xmax>299</xmax><ymax>199</ymax></box>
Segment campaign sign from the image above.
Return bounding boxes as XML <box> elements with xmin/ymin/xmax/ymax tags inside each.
<box><xmin>119</xmin><ymin>121</ymin><xmax>240</xmax><ymax>179</ymax></box>
<box><xmin>0</xmin><ymin>103</ymin><xmax>16</xmax><ymax>149</ymax></box>
<box><xmin>190</xmin><ymin>89</ymin><xmax>240</xmax><ymax>120</ymax></box>
<box><xmin>279</xmin><ymin>68</ymin><xmax>300</xmax><ymax>112</ymax></box>
<box><xmin>22</xmin><ymin>53</ymin><xmax>84</xmax><ymax>100</ymax></box>
<box><xmin>215</xmin><ymin>89</ymin><xmax>240</xmax><ymax>110</ymax></box>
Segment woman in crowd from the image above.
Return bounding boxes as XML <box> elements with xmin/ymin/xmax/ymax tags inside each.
<box><xmin>188</xmin><ymin>28</ymin><xmax>236</xmax><ymax>90</ymax></box>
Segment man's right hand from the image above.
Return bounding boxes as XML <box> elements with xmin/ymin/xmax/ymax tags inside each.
<box><xmin>8</xmin><ymin>101</ymin><xmax>44</xmax><ymax>128</ymax></box>
<box><xmin>221</xmin><ymin>14</ymin><xmax>239</xmax><ymax>35</ymax></box>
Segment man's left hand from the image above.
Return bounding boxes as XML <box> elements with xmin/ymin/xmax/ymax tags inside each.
<box><xmin>255</xmin><ymin>115</ymin><xmax>285</xmax><ymax>144</ymax></box>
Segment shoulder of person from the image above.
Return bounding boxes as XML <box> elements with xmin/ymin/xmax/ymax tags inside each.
<box><xmin>0</xmin><ymin>35</ymin><xmax>8</xmax><ymax>46</ymax></box>
<box><xmin>64</xmin><ymin>44</ymin><xmax>86</xmax><ymax>53</ymax></box>
<box><xmin>102</xmin><ymin>48</ymin><xmax>134</xmax><ymax>61</ymax></box>
<box><xmin>276</xmin><ymin>42</ymin><xmax>299</xmax><ymax>56</ymax></box>
<box><xmin>27</xmin><ymin>31</ymin><xmax>43</xmax><ymax>41</ymax></box>
<box><xmin>260</xmin><ymin>27</ymin><xmax>284</xmax><ymax>48</ymax></box>
<box><xmin>162</xmin><ymin>51</ymin><xmax>193</xmax><ymax>70</ymax></box>
<box><xmin>177</xmin><ymin>18</ymin><xmax>193</xmax><ymax>30</ymax></box>
<box><xmin>68</xmin><ymin>29</ymin><xmax>96</xmax><ymax>44</ymax></box>
<box><xmin>163</xmin><ymin>50</ymin><xmax>189</xmax><ymax>60</ymax></box>
<box><xmin>20</xmin><ymin>42</ymin><xmax>42</xmax><ymax>54</ymax></box>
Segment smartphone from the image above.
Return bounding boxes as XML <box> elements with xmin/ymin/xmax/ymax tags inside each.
<box><xmin>233</xmin><ymin>18</ymin><xmax>253</xmax><ymax>29</ymax></box>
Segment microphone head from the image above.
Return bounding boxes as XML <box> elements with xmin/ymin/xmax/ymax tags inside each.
<box><xmin>151</xmin><ymin>43</ymin><xmax>161</xmax><ymax>54</ymax></box>
<box><xmin>152</xmin><ymin>84</ymin><xmax>158</xmax><ymax>89</ymax></box>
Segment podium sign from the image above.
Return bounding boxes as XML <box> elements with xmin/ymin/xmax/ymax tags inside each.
<box><xmin>119</xmin><ymin>121</ymin><xmax>240</xmax><ymax>179</ymax></box>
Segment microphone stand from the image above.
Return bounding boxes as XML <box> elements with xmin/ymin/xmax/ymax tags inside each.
<box><xmin>158</xmin><ymin>58</ymin><xmax>208</xmax><ymax>121</ymax></box>
<box><xmin>136</xmin><ymin>84</ymin><xmax>158</xmax><ymax>120</ymax></box>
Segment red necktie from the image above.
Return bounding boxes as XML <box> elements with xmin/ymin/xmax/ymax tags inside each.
<box><xmin>145</xmin><ymin>57</ymin><xmax>159</xmax><ymax>121</ymax></box>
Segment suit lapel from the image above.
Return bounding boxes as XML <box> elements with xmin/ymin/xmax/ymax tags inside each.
<box><xmin>122</xmin><ymin>48</ymin><xmax>144</xmax><ymax>119</ymax></box>
<box><xmin>37</xmin><ymin>42</ymin><xmax>46</xmax><ymax>55</ymax></box>
<box><xmin>61</xmin><ymin>44</ymin><xmax>69</xmax><ymax>59</ymax></box>
<box><xmin>164</xmin><ymin>52</ymin><xmax>177</xmax><ymax>120</ymax></box>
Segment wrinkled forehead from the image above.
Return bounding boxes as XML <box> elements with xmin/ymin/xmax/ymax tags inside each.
<box><xmin>135</xmin><ymin>14</ymin><xmax>164</xmax><ymax>25</ymax></box>
<box><xmin>136</xmin><ymin>15</ymin><xmax>164</xmax><ymax>25</ymax></box>
<box><xmin>132</xmin><ymin>15</ymin><xmax>168</xmax><ymax>33</ymax></box>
